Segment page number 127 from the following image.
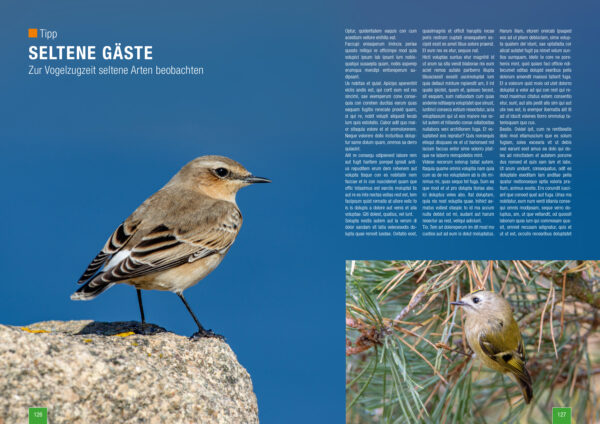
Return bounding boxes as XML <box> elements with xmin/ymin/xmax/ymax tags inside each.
<box><xmin>553</xmin><ymin>407</ymin><xmax>571</xmax><ymax>424</ymax></box>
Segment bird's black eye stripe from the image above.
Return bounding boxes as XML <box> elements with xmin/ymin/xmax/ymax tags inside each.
<box><xmin>214</xmin><ymin>167</ymin><xmax>229</xmax><ymax>177</ymax></box>
<box><xmin>472</xmin><ymin>297</ymin><xmax>480</xmax><ymax>304</ymax></box>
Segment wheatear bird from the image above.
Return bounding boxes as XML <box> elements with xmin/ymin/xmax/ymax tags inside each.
<box><xmin>71</xmin><ymin>155</ymin><xmax>270</xmax><ymax>338</ymax></box>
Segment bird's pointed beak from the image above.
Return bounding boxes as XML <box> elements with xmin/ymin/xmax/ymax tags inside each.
<box><xmin>244</xmin><ymin>175</ymin><xmax>271</xmax><ymax>184</ymax></box>
<box><xmin>450</xmin><ymin>301</ymin><xmax>465</xmax><ymax>307</ymax></box>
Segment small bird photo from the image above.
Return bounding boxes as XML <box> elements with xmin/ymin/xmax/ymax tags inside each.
<box><xmin>72</xmin><ymin>155</ymin><xmax>270</xmax><ymax>339</ymax></box>
<box><xmin>346</xmin><ymin>260</ymin><xmax>600</xmax><ymax>423</ymax></box>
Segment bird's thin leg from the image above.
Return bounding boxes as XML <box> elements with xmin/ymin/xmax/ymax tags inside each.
<box><xmin>137</xmin><ymin>289</ymin><xmax>146</xmax><ymax>324</ymax></box>
<box><xmin>177</xmin><ymin>293</ymin><xmax>223</xmax><ymax>340</ymax></box>
<box><xmin>435</xmin><ymin>341</ymin><xmax>472</xmax><ymax>357</ymax></box>
<box><xmin>177</xmin><ymin>293</ymin><xmax>204</xmax><ymax>330</ymax></box>
<box><xmin>447</xmin><ymin>346</ymin><xmax>472</xmax><ymax>357</ymax></box>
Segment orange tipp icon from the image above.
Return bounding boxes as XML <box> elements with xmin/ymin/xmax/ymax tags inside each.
<box><xmin>28</xmin><ymin>28</ymin><xmax>37</xmax><ymax>38</ymax></box>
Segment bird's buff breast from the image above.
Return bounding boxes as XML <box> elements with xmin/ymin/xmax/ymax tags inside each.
<box><xmin>128</xmin><ymin>254</ymin><xmax>225</xmax><ymax>293</ymax></box>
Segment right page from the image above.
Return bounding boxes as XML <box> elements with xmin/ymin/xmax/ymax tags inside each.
<box><xmin>344</xmin><ymin>0</ymin><xmax>599</xmax><ymax>422</ymax></box>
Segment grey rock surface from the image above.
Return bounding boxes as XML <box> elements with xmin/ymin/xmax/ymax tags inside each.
<box><xmin>0</xmin><ymin>320</ymin><xmax>258</xmax><ymax>424</ymax></box>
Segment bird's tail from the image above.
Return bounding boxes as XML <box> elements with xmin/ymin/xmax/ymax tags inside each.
<box><xmin>71</xmin><ymin>281</ymin><xmax>115</xmax><ymax>300</ymax></box>
<box><xmin>515</xmin><ymin>367</ymin><xmax>533</xmax><ymax>404</ymax></box>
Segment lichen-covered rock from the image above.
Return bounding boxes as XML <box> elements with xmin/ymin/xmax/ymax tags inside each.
<box><xmin>0</xmin><ymin>321</ymin><xmax>258</xmax><ymax>424</ymax></box>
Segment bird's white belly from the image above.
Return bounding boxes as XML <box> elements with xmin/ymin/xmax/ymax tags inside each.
<box><xmin>127</xmin><ymin>254</ymin><xmax>225</xmax><ymax>293</ymax></box>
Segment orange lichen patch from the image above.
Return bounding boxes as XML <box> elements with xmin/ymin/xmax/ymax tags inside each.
<box><xmin>20</xmin><ymin>327</ymin><xmax>49</xmax><ymax>333</ymax></box>
<box><xmin>83</xmin><ymin>339</ymin><xmax>93</xmax><ymax>343</ymax></box>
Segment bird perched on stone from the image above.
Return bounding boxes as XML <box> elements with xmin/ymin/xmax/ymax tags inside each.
<box><xmin>451</xmin><ymin>290</ymin><xmax>534</xmax><ymax>404</ymax></box>
<box><xmin>71</xmin><ymin>155</ymin><xmax>270</xmax><ymax>339</ymax></box>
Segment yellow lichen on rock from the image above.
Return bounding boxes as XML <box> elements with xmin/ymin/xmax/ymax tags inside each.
<box><xmin>20</xmin><ymin>327</ymin><xmax>49</xmax><ymax>334</ymax></box>
<box><xmin>114</xmin><ymin>331</ymin><xmax>135</xmax><ymax>337</ymax></box>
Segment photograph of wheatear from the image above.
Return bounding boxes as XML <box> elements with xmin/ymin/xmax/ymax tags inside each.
<box><xmin>71</xmin><ymin>155</ymin><xmax>270</xmax><ymax>339</ymax></box>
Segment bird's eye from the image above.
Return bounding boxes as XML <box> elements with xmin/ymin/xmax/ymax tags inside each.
<box><xmin>214</xmin><ymin>168</ymin><xmax>229</xmax><ymax>178</ymax></box>
<box><xmin>472</xmin><ymin>297</ymin><xmax>480</xmax><ymax>304</ymax></box>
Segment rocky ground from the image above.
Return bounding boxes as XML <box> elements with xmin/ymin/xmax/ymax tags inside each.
<box><xmin>0</xmin><ymin>320</ymin><xmax>258</xmax><ymax>423</ymax></box>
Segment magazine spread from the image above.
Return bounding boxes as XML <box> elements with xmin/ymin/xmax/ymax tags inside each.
<box><xmin>1</xmin><ymin>0</ymin><xmax>599</xmax><ymax>423</ymax></box>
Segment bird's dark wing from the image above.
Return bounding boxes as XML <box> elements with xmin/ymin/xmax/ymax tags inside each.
<box><xmin>77</xmin><ymin>219</ymin><xmax>140</xmax><ymax>284</ymax></box>
<box><xmin>83</xmin><ymin>202</ymin><xmax>242</xmax><ymax>288</ymax></box>
<box><xmin>479</xmin><ymin>336</ymin><xmax>527</xmax><ymax>380</ymax></box>
<box><xmin>478</xmin><ymin>326</ymin><xmax>533</xmax><ymax>403</ymax></box>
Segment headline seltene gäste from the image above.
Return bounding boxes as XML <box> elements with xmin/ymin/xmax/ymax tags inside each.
<box><xmin>28</xmin><ymin>43</ymin><xmax>153</xmax><ymax>61</ymax></box>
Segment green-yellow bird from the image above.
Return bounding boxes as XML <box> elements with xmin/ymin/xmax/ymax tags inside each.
<box><xmin>451</xmin><ymin>290</ymin><xmax>533</xmax><ymax>404</ymax></box>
